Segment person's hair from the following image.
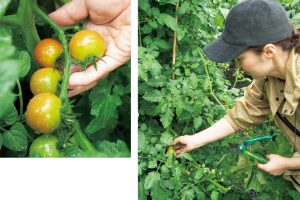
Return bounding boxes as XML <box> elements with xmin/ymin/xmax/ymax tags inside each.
<box><xmin>249</xmin><ymin>28</ymin><xmax>300</xmax><ymax>54</ymax></box>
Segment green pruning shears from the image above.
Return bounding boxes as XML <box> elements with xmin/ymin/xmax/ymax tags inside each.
<box><xmin>237</xmin><ymin>135</ymin><xmax>273</xmax><ymax>164</ymax></box>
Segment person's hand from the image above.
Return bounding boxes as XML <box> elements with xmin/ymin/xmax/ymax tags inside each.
<box><xmin>49</xmin><ymin>0</ymin><xmax>131</xmax><ymax>97</ymax></box>
<box><xmin>172</xmin><ymin>135</ymin><xmax>197</xmax><ymax>157</ymax></box>
<box><xmin>257</xmin><ymin>154</ymin><xmax>288</xmax><ymax>176</ymax></box>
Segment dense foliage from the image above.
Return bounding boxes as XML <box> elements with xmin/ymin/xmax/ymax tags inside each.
<box><xmin>0</xmin><ymin>0</ymin><xmax>130</xmax><ymax>157</ymax></box>
<box><xmin>138</xmin><ymin>0</ymin><xmax>300</xmax><ymax>199</ymax></box>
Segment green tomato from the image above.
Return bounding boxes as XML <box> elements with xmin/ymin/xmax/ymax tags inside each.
<box><xmin>25</xmin><ymin>93</ymin><xmax>61</xmax><ymax>134</ymax></box>
<box><xmin>29</xmin><ymin>134</ymin><xmax>62</xmax><ymax>158</ymax></box>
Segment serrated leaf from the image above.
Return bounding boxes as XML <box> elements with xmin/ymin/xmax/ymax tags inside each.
<box><xmin>144</xmin><ymin>171</ymin><xmax>160</xmax><ymax>190</ymax></box>
<box><xmin>178</xmin><ymin>1</ymin><xmax>190</xmax><ymax>15</ymax></box>
<box><xmin>148</xmin><ymin>160</ymin><xmax>157</xmax><ymax>168</ymax></box>
<box><xmin>95</xmin><ymin>140</ymin><xmax>130</xmax><ymax>157</ymax></box>
<box><xmin>158</xmin><ymin>13</ymin><xmax>178</xmax><ymax>31</ymax></box>
<box><xmin>160</xmin><ymin>131</ymin><xmax>173</xmax><ymax>145</ymax></box>
<box><xmin>18</xmin><ymin>51</ymin><xmax>31</xmax><ymax>78</ymax></box>
<box><xmin>2</xmin><ymin>122</ymin><xmax>28</xmax><ymax>151</ymax></box>
<box><xmin>151</xmin><ymin>183</ymin><xmax>171</xmax><ymax>200</ymax></box>
<box><xmin>160</xmin><ymin>108</ymin><xmax>174</xmax><ymax>128</ymax></box>
<box><xmin>86</xmin><ymin>83</ymin><xmax>122</xmax><ymax>133</ymax></box>
<box><xmin>143</xmin><ymin>89</ymin><xmax>164</xmax><ymax>102</ymax></box>
<box><xmin>183</xmin><ymin>189</ymin><xmax>194</xmax><ymax>200</ymax></box>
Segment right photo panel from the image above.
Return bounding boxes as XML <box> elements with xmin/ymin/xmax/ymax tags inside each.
<box><xmin>138</xmin><ymin>0</ymin><xmax>300</xmax><ymax>199</ymax></box>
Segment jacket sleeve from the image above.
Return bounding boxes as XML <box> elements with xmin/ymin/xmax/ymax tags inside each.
<box><xmin>224</xmin><ymin>78</ymin><xmax>271</xmax><ymax>131</ymax></box>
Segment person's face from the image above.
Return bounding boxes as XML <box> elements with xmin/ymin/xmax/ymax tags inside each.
<box><xmin>235</xmin><ymin>48</ymin><xmax>274</xmax><ymax>79</ymax></box>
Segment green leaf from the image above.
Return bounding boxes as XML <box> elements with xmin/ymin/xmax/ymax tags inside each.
<box><xmin>0</xmin><ymin>133</ymin><xmax>2</xmax><ymax>150</ymax></box>
<box><xmin>0</xmin><ymin>59</ymin><xmax>18</xmax><ymax>118</ymax></box>
<box><xmin>95</xmin><ymin>140</ymin><xmax>130</xmax><ymax>157</ymax></box>
<box><xmin>3</xmin><ymin>102</ymin><xmax>18</xmax><ymax>125</ymax></box>
<box><xmin>2</xmin><ymin>122</ymin><xmax>28</xmax><ymax>151</ymax></box>
<box><xmin>193</xmin><ymin>116</ymin><xmax>203</xmax><ymax>129</ymax></box>
<box><xmin>148</xmin><ymin>160</ymin><xmax>157</xmax><ymax>169</ymax></box>
<box><xmin>211</xmin><ymin>190</ymin><xmax>219</xmax><ymax>200</ymax></box>
<box><xmin>158</xmin><ymin>13</ymin><xmax>178</xmax><ymax>31</ymax></box>
<box><xmin>18</xmin><ymin>51</ymin><xmax>31</xmax><ymax>78</ymax></box>
<box><xmin>143</xmin><ymin>89</ymin><xmax>164</xmax><ymax>102</ymax></box>
<box><xmin>138</xmin><ymin>178</ymin><xmax>148</xmax><ymax>200</ymax></box>
<box><xmin>144</xmin><ymin>171</ymin><xmax>160</xmax><ymax>190</ymax></box>
<box><xmin>178</xmin><ymin>1</ymin><xmax>190</xmax><ymax>15</ymax></box>
<box><xmin>0</xmin><ymin>28</ymin><xmax>15</xmax><ymax>60</ymax></box>
<box><xmin>180</xmin><ymin>153</ymin><xmax>194</xmax><ymax>161</ymax></box>
<box><xmin>160</xmin><ymin>108</ymin><xmax>174</xmax><ymax>128</ymax></box>
<box><xmin>0</xmin><ymin>0</ymin><xmax>10</xmax><ymax>17</ymax></box>
<box><xmin>86</xmin><ymin>81</ymin><xmax>122</xmax><ymax>133</ymax></box>
<box><xmin>160</xmin><ymin>131</ymin><xmax>173</xmax><ymax>145</ymax></box>
<box><xmin>138</xmin><ymin>131</ymin><xmax>146</xmax><ymax>151</ymax></box>
<box><xmin>153</xmin><ymin>38</ymin><xmax>170</xmax><ymax>49</ymax></box>
<box><xmin>151</xmin><ymin>183</ymin><xmax>171</xmax><ymax>200</ymax></box>
<box><xmin>183</xmin><ymin>189</ymin><xmax>194</xmax><ymax>200</ymax></box>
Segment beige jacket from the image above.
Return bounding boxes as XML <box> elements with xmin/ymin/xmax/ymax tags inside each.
<box><xmin>224</xmin><ymin>48</ymin><xmax>300</xmax><ymax>191</ymax></box>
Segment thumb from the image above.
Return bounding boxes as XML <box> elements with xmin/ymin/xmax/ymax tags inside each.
<box><xmin>69</xmin><ymin>56</ymin><xmax>120</xmax><ymax>86</ymax></box>
<box><xmin>49</xmin><ymin>0</ymin><xmax>88</xmax><ymax>26</ymax></box>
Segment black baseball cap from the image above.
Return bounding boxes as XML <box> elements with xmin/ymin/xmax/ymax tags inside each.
<box><xmin>203</xmin><ymin>0</ymin><xmax>293</xmax><ymax>63</ymax></box>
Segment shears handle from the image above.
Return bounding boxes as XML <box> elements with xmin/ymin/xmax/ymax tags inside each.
<box><xmin>243</xmin><ymin>135</ymin><xmax>273</xmax><ymax>146</ymax></box>
<box><xmin>244</xmin><ymin>150</ymin><xmax>268</xmax><ymax>164</ymax></box>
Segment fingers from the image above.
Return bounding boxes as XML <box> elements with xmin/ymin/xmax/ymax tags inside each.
<box><xmin>49</xmin><ymin>0</ymin><xmax>88</xmax><ymax>26</ymax></box>
<box><xmin>172</xmin><ymin>137</ymin><xmax>182</xmax><ymax>146</ymax></box>
<box><xmin>69</xmin><ymin>56</ymin><xmax>120</xmax><ymax>87</ymax></box>
<box><xmin>67</xmin><ymin>81</ymin><xmax>97</xmax><ymax>98</ymax></box>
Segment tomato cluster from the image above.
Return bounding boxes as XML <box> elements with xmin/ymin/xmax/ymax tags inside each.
<box><xmin>26</xmin><ymin>30</ymin><xmax>106</xmax><ymax>157</ymax></box>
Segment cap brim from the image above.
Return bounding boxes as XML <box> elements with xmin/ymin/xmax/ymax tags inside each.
<box><xmin>203</xmin><ymin>37</ymin><xmax>248</xmax><ymax>63</ymax></box>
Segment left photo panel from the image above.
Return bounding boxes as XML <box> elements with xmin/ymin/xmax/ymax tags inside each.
<box><xmin>0</xmin><ymin>0</ymin><xmax>131</xmax><ymax>158</ymax></box>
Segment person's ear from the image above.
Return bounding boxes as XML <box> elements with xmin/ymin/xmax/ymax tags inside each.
<box><xmin>262</xmin><ymin>44</ymin><xmax>276</xmax><ymax>58</ymax></box>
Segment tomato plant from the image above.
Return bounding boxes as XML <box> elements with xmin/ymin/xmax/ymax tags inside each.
<box><xmin>30</xmin><ymin>68</ymin><xmax>61</xmax><ymax>95</ymax></box>
<box><xmin>69</xmin><ymin>30</ymin><xmax>106</xmax><ymax>62</ymax></box>
<box><xmin>34</xmin><ymin>38</ymin><xmax>63</xmax><ymax>68</ymax></box>
<box><xmin>0</xmin><ymin>0</ymin><xmax>130</xmax><ymax>158</ymax></box>
<box><xmin>138</xmin><ymin>0</ymin><xmax>300</xmax><ymax>199</ymax></box>
<box><xmin>29</xmin><ymin>134</ymin><xmax>62</xmax><ymax>157</ymax></box>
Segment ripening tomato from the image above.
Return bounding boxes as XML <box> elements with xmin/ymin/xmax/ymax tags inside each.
<box><xmin>29</xmin><ymin>134</ymin><xmax>62</xmax><ymax>158</ymax></box>
<box><xmin>69</xmin><ymin>30</ymin><xmax>106</xmax><ymax>62</ymax></box>
<box><xmin>166</xmin><ymin>145</ymin><xmax>175</xmax><ymax>155</ymax></box>
<box><xmin>34</xmin><ymin>38</ymin><xmax>63</xmax><ymax>68</ymax></box>
<box><xmin>30</xmin><ymin>68</ymin><xmax>61</xmax><ymax>95</ymax></box>
<box><xmin>25</xmin><ymin>93</ymin><xmax>62</xmax><ymax>134</ymax></box>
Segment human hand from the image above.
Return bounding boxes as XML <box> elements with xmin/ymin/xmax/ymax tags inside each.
<box><xmin>257</xmin><ymin>154</ymin><xmax>288</xmax><ymax>176</ymax></box>
<box><xmin>172</xmin><ymin>135</ymin><xmax>197</xmax><ymax>157</ymax></box>
<box><xmin>49</xmin><ymin>0</ymin><xmax>131</xmax><ymax>97</ymax></box>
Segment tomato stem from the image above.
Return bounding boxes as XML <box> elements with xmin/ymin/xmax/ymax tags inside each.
<box><xmin>198</xmin><ymin>48</ymin><xmax>226</xmax><ymax>111</ymax></box>
<box><xmin>74</xmin><ymin>124</ymin><xmax>97</xmax><ymax>152</ymax></box>
<box><xmin>32</xmin><ymin>2</ymin><xmax>96</xmax><ymax>154</ymax></box>
<box><xmin>31</xmin><ymin>2</ymin><xmax>70</xmax><ymax>103</ymax></box>
<box><xmin>0</xmin><ymin>14</ymin><xmax>20</xmax><ymax>25</ymax></box>
<box><xmin>16</xmin><ymin>80</ymin><xmax>24</xmax><ymax>120</ymax></box>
